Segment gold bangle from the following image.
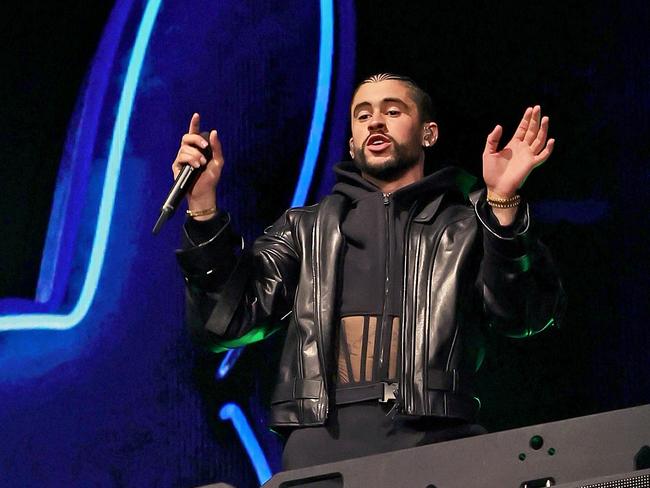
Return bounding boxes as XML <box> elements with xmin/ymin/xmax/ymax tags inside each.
<box><xmin>186</xmin><ymin>206</ymin><xmax>218</xmax><ymax>217</ymax></box>
<box><xmin>487</xmin><ymin>199</ymin><xmax>521</xmax><ymax>208</ymax></box>
<box><xmin>486</xmin><ymin>191</ymin><xmax>521</xmax><ymax>208</ymax></box>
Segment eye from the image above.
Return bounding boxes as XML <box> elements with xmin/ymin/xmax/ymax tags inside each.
<box><xmin>357</xmin><ymin>112</ymin><xmax>371</xmax><ymax>121</ymax></box>
<box><xmin>387</xmin><ymin>109</ymin><xmax>401</xmax><ymax>116</ymax></box>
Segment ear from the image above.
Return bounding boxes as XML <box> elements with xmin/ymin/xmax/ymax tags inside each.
<box><xmin>422</xmin><ymin>122</ymin><xmax>439</xmax><ymax>147</ymax></box>
<box><xmin>348</xmin><ymin>137</ymin><xmax>355</xmax><ymax>159</ymax></box>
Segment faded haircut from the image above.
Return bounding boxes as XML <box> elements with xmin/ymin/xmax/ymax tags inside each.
<box><xmin>353</xmin><ymin>73</ymin><xmax>436</xmax><ymax>122</ymax></box>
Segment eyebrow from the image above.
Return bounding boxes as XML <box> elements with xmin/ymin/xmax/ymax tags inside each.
<box><xmin>352</xmin><ymin>97</ymin><xmax>410</xmax><ymax>116</ymax></box>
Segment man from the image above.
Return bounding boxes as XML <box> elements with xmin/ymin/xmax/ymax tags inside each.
<box><xmin>173</xmin><ymin>73</ymin><xmax>565</xmax><ymax>470</ymax></box>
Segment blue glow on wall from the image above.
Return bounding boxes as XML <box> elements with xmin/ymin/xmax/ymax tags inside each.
<box><xmin>533</xmin><ymin>199</ymin><xmax>610</xmax><ymax>224</ymax></box>
<box><xmin>215</xmin><ymin>3</ymin><xmax>337</xmax><ymax>479</ymax></box>
<box><xmin>217</xmin><ymin>0</ymin><xmax>336</xmax><ymax>382</ymax></box>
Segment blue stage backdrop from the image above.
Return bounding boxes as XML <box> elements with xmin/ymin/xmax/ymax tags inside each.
<box><xmin>0</xmin><ymin>1</ymin><xmax>355</xmax><ymax>486</ymax></box>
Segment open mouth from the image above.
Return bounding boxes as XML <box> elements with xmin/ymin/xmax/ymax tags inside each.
<box><xmin>365</xmin><ymin>134</ymin><xmax>392</xmax><ymax>153</ymax></box>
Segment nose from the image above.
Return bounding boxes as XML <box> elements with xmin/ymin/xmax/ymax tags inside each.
<box><xmin>368</xmin><ymin>112</ymin><xmax>386</xmax><ymax>131</ymax></box>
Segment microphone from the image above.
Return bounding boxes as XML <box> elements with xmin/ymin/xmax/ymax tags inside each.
<box><xmin>152</xmin><ymin>131</ymin><xmax>212</xmax><ymax>235</ymax></box>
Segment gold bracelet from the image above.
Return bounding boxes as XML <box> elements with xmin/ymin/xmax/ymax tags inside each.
<box><xmin>487</xmin><ymin>199</ymin><xmax>521</xmax><ymax>209</ymax></box>
<box><xmin>186</xmin><ymin>206</ymin><xmax>218</xmax><ymax>217</ymax></box>
<box><xmin>486</xmin><ymin>191</ymin><xmax>521</xmax><ymax>208</ymax></box>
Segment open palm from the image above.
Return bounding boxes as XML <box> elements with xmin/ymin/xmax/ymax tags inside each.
<box><xmin>483</xmin><ymin>105</ymin><xmax>554</xmax><ymax>197</ymax></box>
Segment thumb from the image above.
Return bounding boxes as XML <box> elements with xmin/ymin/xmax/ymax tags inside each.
<box><xmin>484</xmin><ymin>125</ymin><xmax>502</xmax><ymax>155</ymax></box>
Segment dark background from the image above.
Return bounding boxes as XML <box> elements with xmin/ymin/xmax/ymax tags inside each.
<box><xmin>0</xmin><ymin>0</ymin><xmax>116</xmax><ymax>297</ymax></box>
<box><xmin>351</xmin><ymin>0</ymin><xmax>650</xmax><ymax>429</ymax></box>
<box><xmin>1</xmin><ymin>0</ymin><xmax>648</xmax><ymax>486</ymax></box>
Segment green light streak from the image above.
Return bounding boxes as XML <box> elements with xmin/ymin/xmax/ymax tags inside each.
<box><xmin>211</xmin><ymin>324</ymin><xmax>281</xmax><ymax>353</ymax></box>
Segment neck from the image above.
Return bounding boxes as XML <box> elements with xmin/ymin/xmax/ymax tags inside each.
<box><xmin>361</xmin><ymin>160</ymin><xmax>425</xmax><ymax>193</ymax></box>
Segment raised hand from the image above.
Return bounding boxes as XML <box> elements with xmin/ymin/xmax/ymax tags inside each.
<box><xmin>171</xmin><ymin>113</ymin><xmax>224</xmax><ymax>218</ymax></box>
<box><xmin>482</xmin><ymin>105</ymin><xmax>554</xmax><ymax>199</ymax></box>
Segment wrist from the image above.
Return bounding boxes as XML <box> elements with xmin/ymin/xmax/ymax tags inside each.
<box><xmin>486</xmin><ymin>188</ymin><xmax>521</xmax><ymax>209</ymax></box>
<box><xmin>187</xmin><ymin>191</ymin><xmax>216</xmax><ymax>209</ymax></box>
<box><xmin>187</xmin><ymin>192</ymin><xmax>218</xmax><ymax>221</ymax></box>
<box><xmin>486</xmin><ymin>188</ymin><xmax>517</xmax><ymax>200</ymax></box>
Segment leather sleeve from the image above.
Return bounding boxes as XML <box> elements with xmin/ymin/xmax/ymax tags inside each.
<box><xmin>175</xmin><ymin>210</ymin><xmax>300</xmax><ymax>351</ymax></box>
<box><xmin>474</xmin><ymin>193</ymin><xmax>567</xmax><ymax>338</ymax></box>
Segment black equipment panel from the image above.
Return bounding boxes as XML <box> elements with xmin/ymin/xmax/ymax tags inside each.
<box><xmin>263</xmin><ymin>405</ymin><xmax>650</xmax><ymax>488</ymax></box>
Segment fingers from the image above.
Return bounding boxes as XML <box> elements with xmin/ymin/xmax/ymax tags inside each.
<box><xmin>530</xmin><ymin>115</ymin><xmax>549</xmax><ymax>154</ymax></box>
<box><xmin>524</xmin><ymin>105</ymin><xmax>541</xmax><ymax>144</ymax></box>
<box><xmin>182</xmin><ymin>133</ymin><xmax>209</xmax><ymax>150</ymax></box>
<box><xmin>175</xmin><ymin>137</ymin><xmax>207</xmax><ymax>168</ymax></box>
<box><xmin>188</xmin><ymin>113</ymin><xmax>201</xmax><ymax>134</ymax></box>
<box><xmin>513</xmin><ymin>107</ymin><xmax>533</xmax><ymax>141</ymax></box>
<box><xmin>484</xmin><ymin>125</ymin><xmax>503</xmax><ymax>155</ymax></box>
<box><xmin>172</xmin><ymin>114</ymin><xmax>204</xmax><ymax>174</ymax></box>
<box><xmin>177</xmin><ymin>146</ymin><xmax>207</xmax><ymax>168</ymax></box>
<box><xmin>532</xmin><ymin>138</ymin><xmax>555</xmax><ymax>167</ymax></box>
<box><xmin>519</xmin><ymin>105</ymin><xmax>553</xmax><ymax>159</ymax></box>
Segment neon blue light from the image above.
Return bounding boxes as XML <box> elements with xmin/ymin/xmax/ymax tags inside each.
<box><xmin>290</xmin><ymin>0</ymin><xmax>334</xmax><ymax>208</ymax></box>
<box><xmin>219</xmin><ymin>403</ymin><xmax>273</xmax><ymax>485</ymax></box>
<box><xmin>217</xmin><ymin>0</ymin><xmax>335</xmax><ymax>377</ymax></box>
<box><xmin>0</xmin><ymin>0</ymin><xmax>162</xmax><ymax>331</ymax></box>
<box><xmin>33</xmin><ymin>0</ymin><xmax>134</xmax><ymax>309</ymax></box>
<box><xmin>216</xmin><ymin>348</ymin><xmax>243</xmax><ymax>380</ymax></box>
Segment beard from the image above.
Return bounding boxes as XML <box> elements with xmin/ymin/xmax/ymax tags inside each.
<box><xmin>353</xmin><ymin>137</ymin><xmax>421</xmax><ymax>182</ymax></box>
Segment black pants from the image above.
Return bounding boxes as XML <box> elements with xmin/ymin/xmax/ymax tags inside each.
<box><xmin>282</xmin><ymin>401</ymin><xmax>486</xmax><ymax>474</ymax></box>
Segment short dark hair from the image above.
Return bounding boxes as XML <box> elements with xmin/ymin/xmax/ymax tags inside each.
<box><xmin>353</xmin><ymin>73</ymin><xmax>435</xmax><ymax>122</ymax></box>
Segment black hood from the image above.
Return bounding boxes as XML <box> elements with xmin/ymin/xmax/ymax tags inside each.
<box><xmin>331</xmin><ymin>160</ymin><xmax>477</xmax><ymax>207</ymax></box>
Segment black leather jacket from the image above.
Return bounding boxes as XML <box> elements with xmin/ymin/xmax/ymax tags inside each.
<box><xmin>176</xmin><ymin>166</ymin><xmax>565</xmax><ymax>427</ymax></box>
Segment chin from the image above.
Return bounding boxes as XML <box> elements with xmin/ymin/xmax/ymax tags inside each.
<box><xmin>365</xmin><ymin>154</ymin><xmax>394</xmax><ymax>167</ymax></box>
<box><xmin>353</xmin><ymin>144</ymin><xmax>420</xmax><ymax>181</ymax></box>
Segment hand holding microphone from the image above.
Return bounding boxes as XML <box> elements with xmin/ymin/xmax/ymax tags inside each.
<box><xmin>153</xmin><ymin>113</ymin><xmax>224</xmax><ymax>233</ymax></box>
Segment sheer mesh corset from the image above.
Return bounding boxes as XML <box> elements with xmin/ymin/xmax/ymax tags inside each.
<box><xmin>336</xmin><ymin>315</ymin><xmax>400</xmax><ymax>385</ymax></box>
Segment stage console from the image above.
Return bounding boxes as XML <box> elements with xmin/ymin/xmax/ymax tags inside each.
<box><xmin>261</xmin><ymin>404</ymin><xmax>650</xmax><ymax>488</ymax></box>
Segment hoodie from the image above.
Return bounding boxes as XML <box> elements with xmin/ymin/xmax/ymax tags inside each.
<box><xmin>331</xmin><ymin>161</ymin><xmax>480</xmax><ymax>387</ymax></box>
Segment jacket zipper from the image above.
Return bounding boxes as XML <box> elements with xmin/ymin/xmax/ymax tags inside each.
<box><xmin>378</xmin><ymin>193</ymin><xmax>392</xmax><ymax>381</ymax></box>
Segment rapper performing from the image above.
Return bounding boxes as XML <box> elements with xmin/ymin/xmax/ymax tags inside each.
<box><xmin>173</xmin><ymin>73</ymin><xmax>566</xmax><ymax>479</ymax></box>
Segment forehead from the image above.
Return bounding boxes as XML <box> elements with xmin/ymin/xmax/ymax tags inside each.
<box><xmin>350</xmin><ymin>79</ymin><xmax>416</xmax><ymax>111</ymax></box>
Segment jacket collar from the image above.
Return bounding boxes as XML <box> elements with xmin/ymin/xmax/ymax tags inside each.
<box><xmin>332</xmin><ymin>161</ymin><xmax>476</xmax><ymax>211</ymax></box>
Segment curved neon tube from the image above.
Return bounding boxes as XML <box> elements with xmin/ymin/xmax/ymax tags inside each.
<box><xmin>219</xmin><ymin>403</ymin><xmax>272</xmax><ymax>485</ymax></box>
<box><xmin>290</xmin><ymin>0</ymin><xmax>334</xmax><ymax>208</ymax></box>
<box><xmin>35</xmin><ymin>0</ymin><xmax>133</xmax><ymax>308</ymax></box>
<box><xmin>0</xmin><ymin>0</ymin><xmax>162</xmax><ymax>331</ymax></box>
<box><xmin>216</xmin><ymin>348</ymin><xmax>243</xmax><ymax>380</ymax></box>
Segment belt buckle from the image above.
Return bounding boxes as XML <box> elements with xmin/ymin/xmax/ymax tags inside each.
<box><xmin>380</xmin><ymin>382</ymin><xmax>398</xmax><ymax>403</ymax></box>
